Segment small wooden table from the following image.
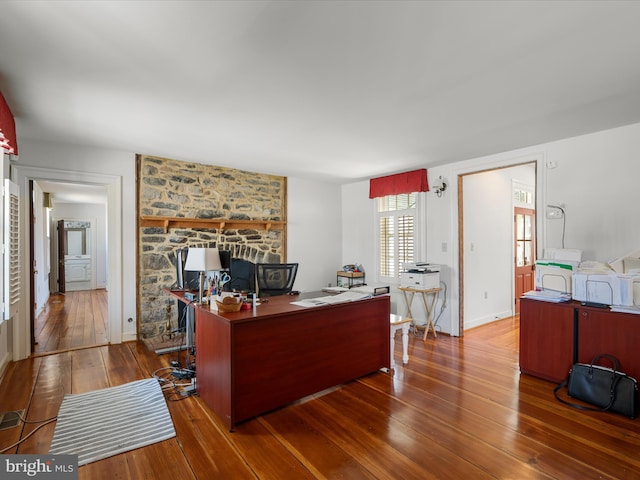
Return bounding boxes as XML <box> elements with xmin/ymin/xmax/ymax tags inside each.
<box><xmin>399</xmin><ymin>286</ymin><xmax>442</xmax><ymax>341</ymax></box>
<box><xmin>390</xmin><ymin>313</ymin><xmax>411</xmax><ymax>368</ymax></box>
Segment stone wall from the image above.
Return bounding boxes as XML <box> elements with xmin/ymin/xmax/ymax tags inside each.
<box><xmin>137</xmin><ymin>155</ymin><xmax>287</xmax><ymax>340</ymax></box>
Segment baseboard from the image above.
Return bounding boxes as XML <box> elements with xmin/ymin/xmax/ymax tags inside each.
<box><xmin>464</xmin><ymin>309</ymin><xmax>513</xmax><ymax>330</ymax></box>
<box><xmin>122</xmin><ymin>332</ymin><xmax>138</xmax><ymax>343</ymax></box>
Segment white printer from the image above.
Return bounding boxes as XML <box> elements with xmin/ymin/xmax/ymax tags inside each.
<box><xmin>401</xmin><ymin>262</ymin><xmax>440</xmax><ymax>289</ymax></box>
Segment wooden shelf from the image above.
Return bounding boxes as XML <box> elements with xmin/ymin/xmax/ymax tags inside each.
<box><xmin>336</xmin><ymin>271</ymin><xmax>364</xmax><ymax>278</ymax></box>
<box><xmin>139</xmin><ymin>216</ymin><xmax>285</xmax><ymax>233</ymax></box>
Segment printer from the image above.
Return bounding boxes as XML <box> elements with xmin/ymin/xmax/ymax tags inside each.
<box><xmin>403</xmin><ymin>262</ymin><xmax>440</xmax><ymax>273</ymax></box>
<box><xmin>401</xmin><ymin>262</ymin><xmax>441</xmax><ymax>289</ymax></box>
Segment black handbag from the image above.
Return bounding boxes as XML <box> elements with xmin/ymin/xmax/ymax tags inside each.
<box><xmin>554</xmin><ymin>354</ymin><xmax>638</xmax><ymax>419</ymax></box>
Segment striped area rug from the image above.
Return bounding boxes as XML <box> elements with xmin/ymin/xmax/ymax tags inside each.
<box><xmin>49</xmin><ymin>378</ymin><xmax>176</xmax><ymax>465</ymax></box>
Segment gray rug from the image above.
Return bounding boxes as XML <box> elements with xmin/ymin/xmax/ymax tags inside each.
<box><xmin>49</xmin><ymin>378</ymin><xmax>176</xmax><ymax>465</ymax></box>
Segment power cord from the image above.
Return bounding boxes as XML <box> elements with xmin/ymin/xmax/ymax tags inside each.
<box><xmin>152</xmin><ymin>367</ymin><xmax>197</xmax><ymax>401</ymax></box>
<box><xmin>432</xmin><ymin>280</ymin><xmax>448</xmax><ymax>331</ymax></box>
<box><xmin>0</xmin><ymin>412</ymin><xmax>58</xmax><ymax>453</ymax></box>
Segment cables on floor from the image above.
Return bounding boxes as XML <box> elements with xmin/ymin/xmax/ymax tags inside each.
<box><xmin>0</xmin><ymin>412</ymin><xmax>58</xmax><ymax>453</ymax></box>
<box><xmin>152</xmin><ymin>366</ymin><xmax>197</xmax><ymax>401</ymax></box>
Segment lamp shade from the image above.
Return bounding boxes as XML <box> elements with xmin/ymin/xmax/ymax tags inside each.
<box><xmin>184</xmin><ymin>247</ymin><xmax>222</xmax><ymax>272</ymax></box>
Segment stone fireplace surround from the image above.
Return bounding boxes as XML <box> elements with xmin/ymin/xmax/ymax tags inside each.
<box><xmin>136</xmin><ymin>155</ymin><xmax>287</xmax><ymax>341</ymax></box>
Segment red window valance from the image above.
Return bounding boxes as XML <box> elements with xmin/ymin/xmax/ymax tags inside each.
<box><xmin>369</xmin><ymin>168</ymin><xmax>429</xmax><ymax>199</ymax></box>
<box><xmin>0</xmin><ymin>91</ymin><xmax>17</xmax><ymax>155</ymax></box>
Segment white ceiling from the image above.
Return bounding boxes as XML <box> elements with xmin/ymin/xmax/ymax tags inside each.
<box><xmin>37</xmin><ymin>180</ymin><xmax>107</xmax><ymax>205</ymax></box>
<box><xmin>2</xmin><ymin>1</ymin><xmax>640</xmax><ymax>187</ymax></box>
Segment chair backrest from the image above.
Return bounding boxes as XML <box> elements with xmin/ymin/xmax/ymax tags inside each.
<box><xmin>225</xmin><ymin>258</ymin><xmax>255</xmax><ymax>293</ymax></box>
<box><xmin>256</xmin><ymin>263</ymin><xmax>298</xmax><ymax>296</ymax></box>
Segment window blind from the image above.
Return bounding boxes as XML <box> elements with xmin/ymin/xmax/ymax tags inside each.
<box><xmin>4</xmin><ymin>179</ymin><xmax>20</xmax><ymax>320</ymax></box>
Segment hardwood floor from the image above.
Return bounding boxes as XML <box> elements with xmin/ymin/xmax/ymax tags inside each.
<box><xmin>2</xmin><ymin>313</ymin><xmax>640</xmax><ymax>479</ymax></box>
<box><xmin>33</xmin><ymin>290</ymin><xmax>108</xmax><ymax>354</ymax></box>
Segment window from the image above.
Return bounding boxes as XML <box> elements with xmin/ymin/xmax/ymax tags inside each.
<box><xmin>376</xmin><ymin>192</ymin><xmax>417</xmax><ymax>281</ymax></box>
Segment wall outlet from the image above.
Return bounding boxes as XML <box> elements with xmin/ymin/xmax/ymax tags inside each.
<box><xmin>546</xmin><ymin>206</ymin><xmax>564</xmax><ymax>219</ymax></box>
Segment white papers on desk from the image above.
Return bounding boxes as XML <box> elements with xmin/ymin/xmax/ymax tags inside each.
<box><xmin>321</xmin><ymin>286</ymin><xmax>349</xmax><ymax>293</ymax></box>
<box><xmin>321</xmin><ymin>285</ymin><xmax>390</xmax><ymax>296</ymax></box>
<box><xmin>522</xmin><ymin>289</ymin><xmax>571</xmax><ymax>303</ymax></box>
<box><xmin>610</xmin><ymin>305</ymin><xmax>640</xmax><ymax>315</ymax></box>
<box><xmin>292</xmin><ymin>291</ymin><xmax>372</xmax><ymax>308</ymax></box>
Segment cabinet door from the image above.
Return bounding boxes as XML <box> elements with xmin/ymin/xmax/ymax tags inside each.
<box><xmin>577</xmin><ymin>308</ymin><xmax>640</xmax><ymax>382</ymax></box>
<box><xmin>519</xmin><ymin>298</ymin><xmax>575</xmax><ymax>383</ymax></box>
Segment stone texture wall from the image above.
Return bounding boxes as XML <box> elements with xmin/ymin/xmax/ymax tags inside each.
<box><xmin>137</xmin><ymin>155</ymin><xmax>287</xmax><ymax>340</ymax></box>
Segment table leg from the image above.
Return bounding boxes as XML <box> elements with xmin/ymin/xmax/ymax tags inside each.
<box><xmin>421</xmin><ymin>292</ymin><xmax>439</xmax><ymax>341</ymax></box>
<box><xmin>390</xmin><ymin>327</ymin><xmax>396</xmax><ymax>369</ymax></box>
<box><xmin>401</xmin><ymin>323</ymin><xmax>410</xmax><ymax>364</ymax></box>
<box><xmin>402</xmin><ymin>290</ymin><xmax>415</xmax><ymax>320</ymax></box>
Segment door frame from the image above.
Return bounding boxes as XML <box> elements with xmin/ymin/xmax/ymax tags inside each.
<box><xmin>11</xmin><ymin>165</ymin><xmax>122</xmax><ymax>360</ymax></box>
<box><xmin>57</xmin><ymin>219</ymin><xmax>66</xmax><ymax>294</ymax></box>
<box><xmin>454</xmin><ymin>155</ymin><xmax>542</xmax><ymax>336</ymax></box>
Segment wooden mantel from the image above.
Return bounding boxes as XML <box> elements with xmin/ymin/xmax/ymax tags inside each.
<box><xmin>139</xmin><ymin>215</ymin><xmax>285</xmax><ymax>233</ymax></box>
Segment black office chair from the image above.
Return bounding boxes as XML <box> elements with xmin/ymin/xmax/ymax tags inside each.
<box><xmin>256</xmin><ymin>263</ymin><xmax>298</xmax><ymax>297</ymax></box>
<box><xmin>225</xmin><ymin>258</ymin><xmax>256</xmax><ymax>293</ymax></box>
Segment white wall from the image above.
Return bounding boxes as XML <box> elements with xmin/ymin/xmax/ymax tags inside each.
<box><xmin>52</xmin><ymin>202</ymin><xmax>108</xmax><ymax>289</ymax></box>
<box><xmin>343</xmin><ymin>121</ymin><xmax>640</xmax><ymax>336</ymax></box>
<box><xmin>341</xmin><ymin>180</ymin><xmax>376</xmax><ymax>277</ymax></box>
<box><xmin>543</xmin><ymin>124</ymin><xmax>640</xmax><ymax>262</ymax></box>
<box><xmin>288</xmin><ymin>177</ymin><xmax>342</xmax><ymax>292</ymax></box>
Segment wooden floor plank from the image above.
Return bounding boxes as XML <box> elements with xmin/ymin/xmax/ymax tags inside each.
<box><xmin>3</xmin><ymin>302</ymin><xmax>640</xmax><ymax>479</ymax></box>
<box><xmin>34</xmin><ymin>290</ymin><xmax>108</xmax><ymax>354</ymax></box>
<box><xmin>319</xmin><ymin>381</ymin><xmax>553</xmax><ymax>479</ymax></box>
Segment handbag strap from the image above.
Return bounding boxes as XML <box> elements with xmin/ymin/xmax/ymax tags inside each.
<box><xmin>554</xmin><ymin>374</ymin><xmax>619</xmax><ymax>413</ymax></box>
<box><xmin>591</xmin><ymin>354</ymin><xmax>622</xmax><ymax>372</ymax></box>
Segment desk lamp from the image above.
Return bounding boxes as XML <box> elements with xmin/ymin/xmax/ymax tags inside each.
<box><xmin>184</xmin><ymin>247</ymin><xmax>222</xmax><ymax>303</ymax></box>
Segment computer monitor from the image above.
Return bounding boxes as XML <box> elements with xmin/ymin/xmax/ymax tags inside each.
<box><xmin>219</xmin><ymin>250</ymin><xmax>231</xmax><ymax>271</ymax></box>
<box><xmin>175</xmin><ymin>248</ymin><xmax>187</xmax><ymax>290</ymax></box>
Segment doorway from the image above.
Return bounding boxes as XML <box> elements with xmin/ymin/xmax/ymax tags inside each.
<box><xmin>514</xmin><ymin>207</ymin><xmax>535</xmax><ymax>315</ymax></box>
<box><xmin>459</xmin><ymin>162</ymin><xmax>537</xmax><ymax>334</ymax></box>
<box><xmin>29</xmin><ymin>177</ymin><xmax>110</xmax><ymax>355</ymax></box>
<box><xmin>11</xmin><ymin>164</ymin><xmax>122</xmax><ymax>361</ymax></box>
<box><xmin>56</xmin><ymin>218</ymin><xmax>96</xmax><ymax>293</ymax></box>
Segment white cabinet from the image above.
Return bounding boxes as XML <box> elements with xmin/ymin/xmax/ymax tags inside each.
<box><xmin>65</xmin><ymin>255</ymin><xmax>92</xmax><ymax>291</ymax></box>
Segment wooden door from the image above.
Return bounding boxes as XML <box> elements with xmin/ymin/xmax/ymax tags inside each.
<box><xmin>514</xmin><ymin>207</ymin><xmax>535</xmax><ymax>314</ymax></box>
<box><xmin>57</xmin><ymin>219</ymin><xmax>66</xmax><ymax>293</ymax></box>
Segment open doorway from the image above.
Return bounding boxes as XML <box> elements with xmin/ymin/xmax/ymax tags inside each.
<box><xmin>458</xmin><ymin>162</ymin><xmax>536</xmax><ymax>333</ymax></box>
<box><xmin>31</xmin><ymin>180</ymin><xmax>109</xmax><ymax>354</ymax></box>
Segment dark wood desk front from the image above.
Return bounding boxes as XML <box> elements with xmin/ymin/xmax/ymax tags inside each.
<box><xmin>170</xmin><ymin>291</ymin><xmax>390</xmax><ymax>430</ymax></box>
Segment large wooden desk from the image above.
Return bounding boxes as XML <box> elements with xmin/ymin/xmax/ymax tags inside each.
<box><xmin>170</xmin><ymin>291</ymin><xmax>390</xmax><ymax>430</ymax></box>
